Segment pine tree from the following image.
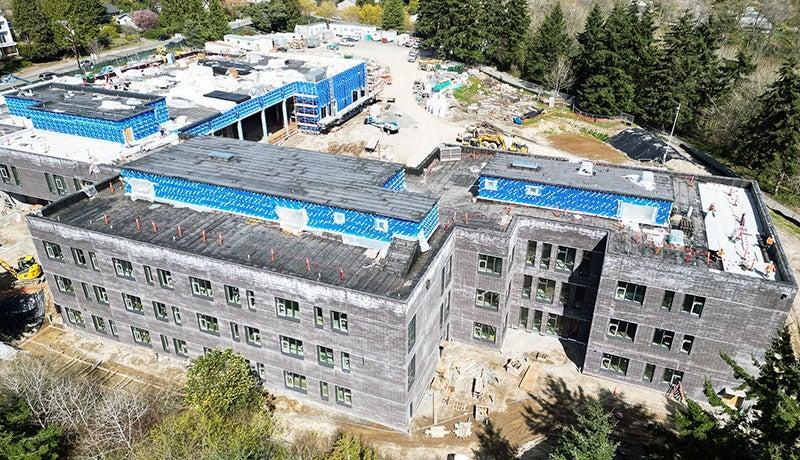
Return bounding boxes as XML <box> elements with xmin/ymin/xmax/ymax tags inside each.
<box><xmin>572</xmin><ymin>3</ymin><xmax>604</xmax><ymax>92</ymax></box>
<box><xmin>11</xmin><ymin>0</ymin><xmax>60</xmax><ymax>61</ymax></box>
<box><xmin>381</xmin><ymin>0</ymin><xmax>405</xmax><ymax>30</ymax></box>
<box><xmin>0</xmin><ymin>396</ymin><xmax>63</xmax><ymax>459</ymax></box>
<box><xmin>484</xmin><ymin>0</ymin><xmax>529</xmax><ymax>72</ymax></box>
<box><xmin>158</xmin><ymin>0</ymin><xmax>183</xmax><ymax>32</ymax></box>
<box><xmin>550</xmin><ymin>400</ymin><xmax>618</xmax><ymax>460</ymax></box>
<box><xmin>524</xmin><ymin>2</ymin><xmax>572</xmax><ymax>84</ymax></box>
<box><xmin>416</xmin><ymin>0</ymin><xmax>485</xmax><ymax>64</ymax></box>
<box><xmin>67</xmin><ymin>0</ymin><xmax>106</xmax><ymax>45</ymax></box>
<box><xmin>205</xmin><ymin>0</ymin><xmax>231</xmax><ymax>41</ymax></box>
<box><xmin>284</xmin><ymin>0</ymin><xmax>304</xmax><ymax>31</ymax></box>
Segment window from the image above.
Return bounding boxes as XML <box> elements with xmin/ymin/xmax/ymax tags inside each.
<box><xmin>276</xmin><ymin>297</ymin><xmax>300</xmax><ymax>320</ymax></box>
<box><xmin>331</xmin><ymin>311</ymin><xmax>348</xmax><ymax>332</ymax></box>
<box><xmin>54</xmin><ymin>275</ymin><xmax>74</xmax><ymax>294</ymax></box>
<box><xmin>172</xmin><ymin>306</ymin><xmax>182</xmax><ymax>325</ymax></box>
<box><xmin>473</xmin><ymin>322</ymin><xmax>497</xmax><ymax>343</ymax></box>
<box><xmin>257</xmin><ymin>363</ymin><xmax>266</xmax><ymax>380</ymax></box>
<box><xmin>314</xmin><ymin>307</ymin><xmax>324</xmax><ymax>327</ymax></box>
<box><xmin>131</xmin><ymin>326</ymin><xmax>151</xmax><ymax>345</ymax></box>
<box><xmin>9</xmin><ymin>166</ymin><xmax>19</xmax><ymax>186</ymax></box>
<box><xmin>539</xmin><ymin>243</ymin><xmax>552</xmax><ymax>269</ymax></box>
<box><xmin>477</xmin><ymin>254</ymin><xmax>502</xmax><ymax>275</ymax></box>
<box><xmin>46</xmin><ymin>173</ymin><xmax>68</xmax><ymax>195</ymax></box>
<box><xmin>601</xmin><ymin>353</ymin><xmax>629</xmax><ymax>375</ymax></box>
<box><xmin>333</xmin><ymin>212</ymin><xmax>346</xmax><ymax>224</ymax></box>
<box><xmin>0</xmin><ymin>164</ymin><xmax>15</xmax><ymax>185</ymax></box>
<box><xmin>535</xmin><ymin>278</ymin><xmax>556</xmax><ymax>304</ymax></box>
<box><xmin>109</xmin><ymin>319</ymin><xmax>118</xmax><ymax>337</ymax></box>
<box><xmin>65</xmin><ymin>307</ymin><xmax>84</xmax><ymax>326</ymax></box>
<box><xmin>522</xmin><ymin>275</ymin><xmax>532</xmax><ymax>299</ymax></box>
<box><xmin>81</xmin><ymin>282</ymin><xmax>91</xmax><ymax>300</ymax></box>
<box><xmin>555</xmin><ymin>246</ymin><xmax>576</xmax><ymax>272</ymax></box>
<box><xmin>173</xmin><ymin>338</ymin><xmax>188</xmax><ymax>356</ymax></box>
<box><xmin>652</xmin><ymin>328</ymin><xmax>674</xmax><ymax>349</ymax></box>
<box><xmin>43</xmin><ymin>241</ymin><xmax>63</xmax><ymax>260</ymax></box>
<box><xmin>73</xmin><ymin>178</ymin><xmax>92</xmax><ymax>191</ymax></box>
<box><xmin>320</xmin><ymin>381</ymin><xmax>329</xmax><ymax>400</ymax></box>
<box><xmin>246</xmin><ymin>290</ymin><xmax>256</xmax><ymax>310</ymax></box>
<box><xmin>335</xmin><ymin>386</ymin><xmax>352</xmax><ymax>406</ymax></box>
<box><xmin>71</xmin><ymin>248</ymin><xmax>87</xmax><ymax>267</ymax></box>
<box><xmin>197</xmin><ymin>313</ymin><xmax>219</xmax><ymax>334</ymax></box>
<box><xmin>607</xmin><ymin>319</ymin><xmax>638</xmax><ymax>341</ymax></box>
<box><xmin>441</xmin><ymin>255</ymin><xmax>453</xmax><ymax>290</ymax></box>
<box><xmin>374</xmin><ymin>218</ymin><xmax>388</xmax><ymax>232</ymax></box>
<box><xmin>143</xmin><ymin>265</ymin><xmax>154</xmax><ymax>285</ymax></box>
<box><xmin>523</xmin><ymin>241</ymin><xmax>537</xmax><ymax>267</ymax></box>
<box><xmin>157</xmin><ymin>269</ymin><xmax>173</xmax><ymax>288</ymax></box>
<box><xmin>318</xmin><ymin>346</ymin><xmax>334</xmax><ymax>366</ymax></box>
<box><xmin>682</xmin><ymin>295</ymin><xmax>705</xmax><ymax>317</ymax></box>
<box><xmin>92</xmin><ymin>315</ymin><xmax>106</xmax><ymax>333</ymax></box>
<box><xmin>533</xmin><ymin>309</ymin><xmax>543</xmax><ymax>331</ymax></box>
<box><xmin>577</xmin><ymin>251</ymin><xmax>593</xmax><ymax>277</ymax></box>
<box><xmin>407</xmin><ymin>355</ymin><xmax>416</xmax><ymax>390</ymax></box>
<box><xmin>643</xmin><ymin>363</ymin><xmax>656</xmax><ymax>382</ymax></box>
<box><xmin>113</xmin><ymin>258</ymin><xmax>135</xmax><ymax>279</ymax></box>
<box><xmin>281</xmin><ymin>336</ymin><xmax>304</xmax><ymax>357</ymax></box>
<box><xmin>662</xmin><ymin>368</ymin><xmax>684</xmax><ymax>385</ymax></box>
<box><xmin>225</xmin><ymin>285</ymin><xmax>241</xmax><ymax>306</ymax></box>
<box><xmin>153</xmin><ymin>301</ymin><xmax>168</xmax><ymax>320</ymax></box>
<box><xmin>341</xmin><ymin>352</ymin><xmax>351</xmax><ymax>373</ymax></box>
<box><xmin>245</xmin><ymin>326</ymin><xmax>261</xmax><ymax>346</ymax></box>
<box><xmin>518</xmin><ymin>307</ymin><xmax>529</xmax><ymax>328</ymax></box>
<box><xmin>160</xmin><ymin>334</ymin><xmax>169</xmax><ymax>352</ymax></box>
<box><xmin>475</xmin><ymin>289</ymin><xmax>500</xmax><ymax>311</ymax></box>
<box><xmin>190</xmin><ymin>277</ymin><xmax>213</xmax><ymax>299</ymax></box>
<box><xmin>122</xmin><ymin>293</ymin><xmax>143</xmax><ymax>313</ymax></box>
<box><xmin>444</xmin><ymin>291</ymin><xmax>451</xmax><ymax>320</ymax></box>
<box><xmin>525</xmin><ymin>185</ymin><xmax>542</xmax><ymax>196</ymax></box>
<box><xmin>231</xmin><ymin>322</ymin><xmax>240</xmax><ymax>341</ymax></box>
<box><xmin>661</xmin><ymin>290</ymin><xmax>675</xmax><ymax>311</ymax></box>
<box><xmin>284</xmin><ymin>371</ymin><xmax>307</xmax><ymax>392</ymax></box>
<box><xmin>484</xmin><ymin>178</ymin><xmax>498</xmax><ymax>191</ymax></box>
<box><xmin>407</xmin><ymin>315</ymin><xmax>416</xmax><ymax>351</ymax></box>
<box><xmin>559</xmin><ymin>283</ymin><xmax>571</xmax><ymax>307</ymax></box>
<box><xmin>615</xmin><ymin>281</ymin><xmax>646</xmax><ymax>304</ymax></box>
<box><xmin>89</xmin><ymin>252</ymin><xmax>99</xmax><ymax>271</ymax></box>
<box><xmin>681</xmin><ymin>335</ymin><xmax>695</xmax><ymax>354</ymax></box>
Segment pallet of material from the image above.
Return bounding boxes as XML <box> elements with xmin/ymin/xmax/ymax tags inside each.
<box><xmin>518</xmin><ymin>365</ymin><xmax>538</xmax><ymax>392</ymax></box>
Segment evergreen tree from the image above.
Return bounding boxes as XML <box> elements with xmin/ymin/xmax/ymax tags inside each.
<box><xmin>284</xmin><ymin>0</ymin><xmax>304</xmax><ymax>30</ymax></box>
<box><xmin>550</xmin><ymin>400</ymin><xmax>618</xmax><ymax>460</ymax></box>
<box><xmin>525</xmin><ymin>2</ymin><xmax>572</xmax><ymax>84</ymax></box>
<box><xmin>0</xmin><ymin>395</ymin><xmax>63</xmax><ymax>459</ymax></box>
<box><xmin>326</xmin><ymin>433</ymin><xmax>379</xmax><ymax>460</ymax></box>
<box><xmin>11</xmin><ymin>0</ymin><xmax>60</xmax><ymax>61</ymax></box>
<box><xmin>572</xmin><ymin>3</ymin><xmax>604</xmax><ymax>92</ymax></box>
<box><xmin>158</xmin><ymin>0</ymin><xmax>183</xmax><ymax>32</ymax></box>
<box><xmin>381</xmin><ymin>0</ymin><xmax>405</xmax><ymax>30</ymax></box>
<box><xmin>67</xmin><ymin>0</ymin><xmax>106</xmax><ymax>45</ymax></box>
<box><xmin>205</xmin><ymin>0</ymin><xmax>231</xmax><ymax>41</ymax></box>
<box><xmin>484</xmin><ymin>0</ymin><xmax>529</xmax><ymax>71</ymax></box>
<box><xmin>416</xmin><ymin>0</ymin><xmax>485</xmax><ymax>64</ymax></box>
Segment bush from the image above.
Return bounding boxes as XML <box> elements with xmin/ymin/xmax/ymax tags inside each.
<box><xmin>133</xmin><ymin>10</ymin><xmax>159</xmax><ymax>31</ymax></box>
<box><xmin>142</xmin><ymin>27</ymin><xmax>167</xmax><ymax>40</ymax></box>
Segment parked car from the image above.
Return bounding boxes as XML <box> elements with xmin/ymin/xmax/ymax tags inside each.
<box><xmin>407</xmin><ymin>51</ymin><xmax>418</xmax><ymax>62</ymax></box>
<box><xmin>39</xmin><ymin>71</ymin><xmax>57</xmax><ymax>80</ymax></box>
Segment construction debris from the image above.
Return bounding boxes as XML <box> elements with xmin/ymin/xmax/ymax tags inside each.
<box><xmin>454</xmin><ymin>421</ymin><xmax>473</xmax><ymax>439</ymax></box>
<box><xmin>424</xmin><ymin>425</ymin><xmax>450</xmax><ymax>438</ymax></box>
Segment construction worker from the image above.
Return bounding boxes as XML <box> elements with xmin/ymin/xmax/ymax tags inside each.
<box><xmin>766</xmin><ymin>234</ymin><xmax>776</xmax><ymax>248</ymax></box>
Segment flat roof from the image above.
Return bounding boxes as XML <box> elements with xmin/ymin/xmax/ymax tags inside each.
<box><xmin>481</xmin><ymin>153</ymin><xmax>674</xmax><ymax>202</ymax></box>
<box><xmin>122</xmin><ymin>137</ymin><xmax>437</xmax><ymax>222</ymax></box>
<box><xmin>10</xmin><ymin>83</ymin><xmax>163</xmax><ymax>121</ymax></box>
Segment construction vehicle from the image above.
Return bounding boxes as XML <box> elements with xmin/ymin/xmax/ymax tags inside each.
<box><xmin>364</xmin><ymin>116</ymin><xmax>399</xmax><ymax>134</ymax></box>
<box><xmin>457</xmin><ymin>124</ymin><xmax>530</xmax><ymax>152</ymax></box>
<box><xmin>509</xmin><ymin>142</ymin><xmax>529</xmax><ymax>153</ymax></box>
<box><xmin>0</xmin><ymin>255</ymin><xmax>43</xmax><ymax>286</ymax></box>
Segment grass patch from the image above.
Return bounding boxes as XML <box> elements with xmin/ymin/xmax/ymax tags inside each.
<box><xmin>770</xmin><ymin>210</ymin><xmax>800</xmax><ymax>238</ymax></box>
<box><xmin>453</xmin><ymin>76</ymin><xmax>486</xmax><ymax>104</ymax></box>
<box><xmin>580</xmin><ymin>127</ymin><xmax>609</xmax><ymax>142</ymax></box>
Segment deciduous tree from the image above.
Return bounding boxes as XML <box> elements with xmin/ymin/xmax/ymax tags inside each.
<box><xmin>184</xmin><ymin>348</ymin><xmax>263</xmax><ymax>416</ymax></box>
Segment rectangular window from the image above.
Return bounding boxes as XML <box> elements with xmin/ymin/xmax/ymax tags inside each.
<box><xmin>340</xmin><ymin>352</ymin><xmax>351</xmax><ymax>373</ymax></box>
<box><xmin>122</xmin><ymin>293</ymin><xmax>143</xmax><ymax>313</ymax></box>
<box><xmin>320</xmin><ymin>381</ymin><xmax>329</xmax><ymax>400</ymax></box>
<box><xmin>539</xmin><ymin>243</ymin><xmax>552</xmax><ymax>269</ymax></box>
<box><xmin>525</xmin><ymin>241</ymin><xmax>537</xmax><ymax>265</ymax></box>
<box><xmin>190</xmin><ymin>277</ymin><xmax>213</xmax><ymax>299</ymax></box>
<box><xmin>335</xmin><ymin>386</ymin><xmax>352</xmax><ymax>406</ymax></box>
<box><xmin>225</xmin><ymin>285</ymin><xmax>241</xmax><ymax>306</ymax></box>
<box><xmin>131</xmin><ymin>326</ymin><xmax>151</xmax><ymax>345</ymax></box>
<box><xmin>473</xmin><ymin>322</ymin><xmax>497</xmax><ymax>343</ymax></box>
<box><xmin>280</xmin><ymin>336</ymin><xmax>304</xmax><ymax>357</ymax></box>
<box><xmin>71</xmin><ymin>247</ymin><xmax>87</xmax><ymax>267</ymax></box>
<box><xmin>662</xmin><ymin>368</ymin><xmax>684</xmax><ymax>385</ymax></box>
<box><xmin>153</xmin><ymin>301</ymin><xmax>168</xmax><ymax>320</ymax></box>
<box><xmin>43</xmin><ymin>241</ymin><xmax>63</xmax><ymax>260</ymax></box>
<box><xmin>173</xmin><ymin>338</ymin><xmax>188</xmax><ymax>356</ymax></box>
<box><xmin>615</xmin><ymin>281</ymin><xmax>646</xmax><ymax>304</ymax></box>
<box><xmin>601</xmin><ymin>353</ymin><xmax>629</xmax><ymax>375</ymax></box>
<box><xmin>65</xmin><ymin>307</ymin><xmax>84</xmax><ymax>326</ymax></box>
<box><xmin>577</xmin><ymin>251</ymin><xmax>593</xmax><ymax>277</ymax></box>
<box><xmin>143</xmin><ymin>265</ymin><xmax>154</xmax><ymax>285</ymax></box>
<box><xmin>318</xmin><ymin>345</ymin><xmax>335</xmax><ymax>366</ymax></box>
<box><xmin>333</xmin><ymin>212</ymin><xmax>346</xmax><ymax>225</ymax></box>
<box><xmin>661</xmin><ymin>290</ymin><xmax>675</xmax><ymax>311</ymax></box>
<box><xmin>518</xmin><ymin>306</ymin><xmax>529</xmax><ymax>329</ymax></box>
<box><xmin>643</xmin><ymin>363</ymin><xmax>656</xmax><ymax>382</ymax></box>
<box><xmin>407</xmin><ymin>355</ymin><xmax>416</xmax><ymax>390</ymax></box>
<box><xmin>535</xmin><ymin>278</ymin><xmax>556</xmax><ymax>304</ymax></box>
<box><xmin>113</xmin><ymin>258</ymin><xmax>135</xmax><ymax>279</ymax></box>
<box><xmin>92</xmin><ymin>315</ymin><xmax>106</xmax><ymax>333</ymax></box>
<box><xmin>44</xmin><ymin>173</ymin><xmax>54</xmax><ymax>194</ymax></box>
<box><xmin>257</xmin><ymin>363</ymin><xmax>266</xmax><ymax>380</ymax></box>
<box><xmin>54</xmin><ymin>275</ymin><xmax>74</xmax><ymax>294</ymax></box>
<box><xmin>157</xmin><ymin>269</ymin><xmax>173</xmax><ymax>288</ymax></box>
<box><xmin>230</xmin><ymin>322</ymin><xmax>240</xmax><ymax>341</ymax></box>
<box><xmin>407</xmin><ymin>315</ymin><xmax>416</xmax><ymax>351</ymax></box>
<box><xmin>607</xmin><ymin>318</ymin><xmax>638</xmax><ymax>341</ymax></box>
<box><xmin>681</xmin><ymin>335</ymin><xmax>695</xmax><ymax>354</ymax></box>
<box><xmin>559</xmin><ymin>283</ymin><xmax>571</xmax><ymax>307</ymax></box>
<box><xmin>475</xmin><ymin>289</ymin><xmax>500</xmax><ymax>310</ymax></box>
<box><xmin>81</xmin><ymin>282</ymin><xmax>91</xmax><ymax>300</ymax></box>
<box><xmin>0</xmin><ymin>164</ymin><xmax>10</xmax><ymax>184</ymax></box>
<box><xmin>160</xmin><ymin>334</ymin><xmax>169</xmax><ymax>352</ymax></box>
<box><xmin>276</xmin><ymin>297</ymin><xmax>300</xmax><ymax>320</ymax></box>
<box><xmin>197</xmin><ymin>313</ymin><xmax>219</xmax><ymax>334</ymax></box>
<box><xmin>525</xmin><ymin>184</ymin><xmax>542</xmax><ymax>196</ymax></box>
<box><xmin>555</xmin><ymin>246</ymin><xmax>576</xmax><ymax>272</ymax></box>
<box><xmin>9</xmin><ymin>166</ymin><xmax>20</xmax><ymax>186</ymax></box>
<box><xmin>522</xmin><ymin>275</ymin><xmax>532</xmax><ymax>299</ymax></box>
<box><xmin>682</xmin><ymin>295</ymin><xmax>705</xmax><ymax>317</ymax></box>
<box><xmin>652</xmin><ymin>328</ymin><xmax>675</xmax><ymax>349</ymax></box>
<box><xmin>246</xmin><ymin>290</ymin><xmax>256</xmax><ymax>310</ymax></box>
<box><xmin>314</xmin><ymin>307</ymin><xmax>324</xmax><ymax>327</ymax></box>
<box><xmin>331</xmin><ymin>311</ymin><xmax>348</xmax><ymax>332</ymax></box>
<box><xmin>444</xmin><ymin>291</ymin><xmax>451</xmax><ymax>319</ymax></box>
<box><xmin>374</xmin><ymin>218</ymin><xmax>388</xmax><ymax>232</ymax></box>
<box><xmin>573</xmin><ymin>285</ymin><xmax>586</xmax><ymax>310</ymax></box>
<box><xmin>50</xmin><ymin>174</ymin><xmax>67</xmax><ymax>195</ymax></box>
<box><xmin>109</xmin><ymin>319</ymin><xmax>118</xmax><ymax>337</ymax></box>
<box><xmin>89</xmin><ymin>252</ymin><xmax>99</xmax><ymax>271</ymax></box>
<box><xmin>172</xmin><ymin>306</ymin><xmax>182</xmax><ymax>325</ymax></box>
<box><xmin>477</xmin><ymin>254</ymin><xmax>502</xmax><ymax>275</ymax></box>
<box><xmin>245</xmin><ymin>326</ymin><xmax>261</xmax><ymax>346</ymax></box>
<box><xmin>484</xmin><ymin>178</ymin><xmax>498</xmax><ymax>191</ymax></box>
<box><xmin>441</xmin><ymin>255</ymin><xmax>453</xmax><ymax>290</ymax></box>
<box><xmin>533</xmin><ymin>309</ymin><xmax>543</xmax><ymax>331</ymax></box>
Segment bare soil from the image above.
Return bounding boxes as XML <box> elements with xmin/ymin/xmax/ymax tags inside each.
<box><xmin>547</xmin><ymin>133</ymin><xmax>629</xmax><ymax>164</ymax></box>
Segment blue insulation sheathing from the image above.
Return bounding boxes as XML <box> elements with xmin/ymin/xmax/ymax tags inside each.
<box><xmin>121</xmin><ymin>169</ymin><xmax>437</xmax><ymax>244</ymax></box>
<box><xmin>478</xmin><ymin>176</ymin><xmax>672</xmax><ymax>225</ymax></box>
<box><xmin>382</xmin><ymin>170</ymin><xmax>406</xmax><ymax>191</ymax></box>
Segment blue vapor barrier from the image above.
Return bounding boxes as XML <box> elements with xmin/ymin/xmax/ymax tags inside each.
<box><xmin>5</xmin><ymin>95</ymin><xmax>165</xmax><ymax>144</ymax></box>
<box><xmin>478</xmin><ymin>176</ymin><xmax>673</xmax><ymax>225</ymax></box>
<box><xmin>382</xmin><ymin>170</ymin><xmax>406</xmax><ymax>191</ymax></box>
<box><xmin>121</xmin><ymin>169</ymin><xmax>438</xmax><ymax>244</ymax></box>
<box><xmin>182</xmin><ymin>62</ymin><xmax>367</xmax><ymax>136</ymax></box>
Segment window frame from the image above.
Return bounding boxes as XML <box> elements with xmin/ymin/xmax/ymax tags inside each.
<box><xmin>331</xmin><ymin>310</ymin><xmax>348</xmax><ymax>333</ymax></box>
<box><xmin>131</xmin><ymin>326</ymin><xmax>151</xmax><ymax>346</ymax></box>
<box><xmin>112</xmin><ymin>258</ymin><xmax>135</xmax><ymax>280</ymax></box>
<box><xmin>555</xmin><ymin>246</ymin><xmax>577</xmax><ymax>272</ymax></box>
<box><xmin>607</xmin><ymin>318</ymin><xmax>638</xmax><ymax>342</ymax></box>
<box><xmin>276</xmin><ymin>297</ymin><xmax>300</xmax><ymax>321</ymax></box>
<box><xmin>601</xmin><ymin>353</ymin><xmax>630</xmax><ymax>375</ymax></box>
<box><xmin>472</xmin><ymin>322</ymin><xmax>497</xmax><ymax>343</ymax></box>
<box><xmin>335</xmin><ymin>385</ymin><xmax>352</xmax><ymax>407</ymax></box>
<box><xmin>615</xmin><ymin>281</ymin><xmax>647</xmax><ymax>304</ymax></box>
<box><xmin>225</xmin><ymin>285</ymin><xmax>241</xmax><ymax>307</ymax></box>
<box><xmin>280</xmin><ymin>335</ymin><xmax>304</xmax><ymax>358</ymax></box>
<box><xmin>652</xmin><ymin>328</ymin><xmax>675</xmax><ymax>350</ymax></box>
<box><xmin>190</xmin><ymin>276</ymin><xmax>213</xmax><ymax>299</ymax></box>
<box><xmin>122</xmin><ymin>293</ymin><xmax>143</xmax><ymax>314</ymax></box>
<box><xmin>43</xmin><ymin>241</ymin><xmax>64</xmax><ymax>261</ymax></box>
<box><xmin>71</xmin><ymin>247</ymin><xmax>87</xmax><ymax>267</ymax></box>
<box><xmin>245</xmin><ymin>325</ymin><xmax>261</xmax><ymax>346</ymax></box>
<box><xmin>682</xmin><ymin>295</ymin><xmax>705</xmax><ymax>317</ymax></box>
<box><xmin>475</xmin><ymin>288</ymin><xmax>500</xmax><ymax>311</ymax></box>
<box><xmin>477</xmin><ymin>253</ymin><xmax>503</xmax><ymax>276</ymax></box>
<box><xmin>197</xmin><ymin>313</ymin><xmax>220</xmax><ymax>334</ymax></box>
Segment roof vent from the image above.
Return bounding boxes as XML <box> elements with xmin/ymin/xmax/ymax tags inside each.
<box><xmin>208</xmin><ymin>151</ymin><xmax>236</xmax><ymax>161</ymax></box>
<box><xmin>640</xmin><ymin>170</ymin><xmax>655</xmax><ymax>188</ymax></box>
<box><xmin>577</xmin><ymin>161</ymin><xmax>593</xmax><ymax>176</ymax></box>
<box><xmin>511</xmin><ymin>159</ymin><xmax>540</xmax><ymax>171</ymax></box>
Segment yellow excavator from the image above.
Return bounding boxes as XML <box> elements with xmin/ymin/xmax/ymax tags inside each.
<box><xmin>0</xmin><ymin>255</ymin><xmax>43</xmax><ymax>286</ymax></box>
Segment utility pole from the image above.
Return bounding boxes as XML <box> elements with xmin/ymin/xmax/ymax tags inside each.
<box><xmin>58</xmin><ymin>20</ymin><xmax>81</xmax><ymax>72</ymax></box>
<box><xmin>663</xmin><ymin>103</ymin><xmax>681</xmax><ymax>164</ymax></box>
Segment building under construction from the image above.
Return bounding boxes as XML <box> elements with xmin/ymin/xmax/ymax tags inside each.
<box><xmin>26</xmin><ymin>138</ymin><xmax>797</xmax><ymax>429</ymax></box>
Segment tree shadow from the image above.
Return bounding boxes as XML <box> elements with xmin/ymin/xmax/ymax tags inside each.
<box><xmin>523</xmin><ymin>375</ymin><xmax>682</xmax><ymax>458</ymax></box>
<box><xmin>474</xmin><ymin>419</ymin><xmax>516</xmax><ymax>460</ymax></box>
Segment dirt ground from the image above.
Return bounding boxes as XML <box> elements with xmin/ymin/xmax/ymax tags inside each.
<box><xmin>547</xmin><ymin>133</ymin><xmax>630</xmax><ymax>164</ymax></box>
